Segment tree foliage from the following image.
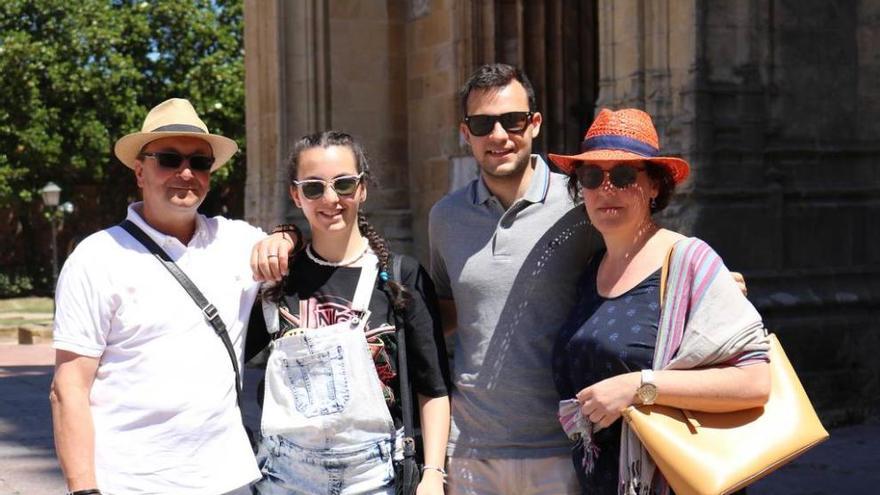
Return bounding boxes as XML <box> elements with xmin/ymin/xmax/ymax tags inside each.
<box><xmin>0</xmin><ymin>0</ymin><xmax>244</xmax><ymax>203</ymax></box>
<box><xmin>0</xmin><ymin>0</ymin><xmax>245</xmax><ymax>289</ymax></box>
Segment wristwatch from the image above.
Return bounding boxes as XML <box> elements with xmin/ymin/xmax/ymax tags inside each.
<box><xmin>636</xmin><ymin>369</ymin><xmax>658</xmax><ymax>405</ymax></box>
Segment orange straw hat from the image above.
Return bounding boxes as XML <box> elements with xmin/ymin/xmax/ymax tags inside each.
<box><xmin>114</xmin><ymin>98</ymin><xmax>238</xmax><ymax>172</ymax></box>
<box><xmin>547</xmin><ymin>108</ymin><xmax>690</xmax><ymax>184</ymax></box>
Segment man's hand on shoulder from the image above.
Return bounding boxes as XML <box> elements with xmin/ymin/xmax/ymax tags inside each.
<box><xmin>251</xmin><ymin>224</ymin><xmax>303</xmax><ymax>282</ymax></box>
<box><xmin>730</xmin><ymin>271</ymin><xmax>747</xmax><ymax>296</ymax></box>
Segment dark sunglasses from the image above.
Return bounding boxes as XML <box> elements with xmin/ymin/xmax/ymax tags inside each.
<box><xmin>464</xmin><ymin>111</ymin><xmax>533</xmax><ymax>137</ymax></box>
<box><xmin>140</xmin><ymin>151</ymin><xmax>215</xmax><ymax>171</ymax></box>
<box><xmin>292</xmin><ymin>173</ymin><xmax>364</xmax><ymax>200</ymax></box>
<box><xmin>576</xmin><ymin>163</ymin><xmax>645</xmax><ymax>190</ymax></box>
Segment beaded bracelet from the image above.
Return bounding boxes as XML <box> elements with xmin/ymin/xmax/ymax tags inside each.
<box><xmin>271</xmin><ymin>223</ymin><xmax>303</xmax><ymax>250</ymax></box>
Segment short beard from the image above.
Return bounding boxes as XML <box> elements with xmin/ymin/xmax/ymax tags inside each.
<box><xmin>478</xmin><ymin>151</ymin><xmax>532</xmax><ymax>180</ymax></box>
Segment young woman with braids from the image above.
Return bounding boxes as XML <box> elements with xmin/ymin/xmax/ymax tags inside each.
<box><xmin>247</xmin><ymin>131</ymin><xmax>451</xmax><ymax>494</ymax></box>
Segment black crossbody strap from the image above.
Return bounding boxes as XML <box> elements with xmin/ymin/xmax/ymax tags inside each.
<box><xmin>118</xmin><ymin>220</ymin><xmax>243</xmax><ymax>410</ymax></box>
<box><xmin>390</xmin><ymin>255</ymin><xmax>417</xmax><ymax>460</ymax></box>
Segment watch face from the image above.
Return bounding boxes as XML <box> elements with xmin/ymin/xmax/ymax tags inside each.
<box><xmin>637</xmin><ymin>383</ymin><xmax>658</xmax><ymax>405</ymax></box>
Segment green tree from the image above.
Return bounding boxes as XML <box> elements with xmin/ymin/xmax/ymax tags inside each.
<box><xmin>0</xmin><ymin>0</ymin><xmax>245</xmax><ymax>292</ymax></box>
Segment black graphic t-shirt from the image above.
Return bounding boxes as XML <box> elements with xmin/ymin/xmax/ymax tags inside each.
<box><xmin>246</xmin><ymin>250</ymin><xmax>450</xmax><ymax>427</ymax></box>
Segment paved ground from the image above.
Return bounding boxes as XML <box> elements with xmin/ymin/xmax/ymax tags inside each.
<box><xmin>0</xmin><ymin>313</ymin><xmax>53</xmax><ymax>320</ymax></box>
<box><xmin>0</xmin><ymin>344</ymin><xmax>265</xmax><ymax>495</ymax></box>
<box><xmin>0</xmin><ymin>345</ymin><xmax>61</xmax><ymax>495</ymax></box>
<box><xmin>0</xmin><ymin>344</ymin><xmax>878</xmax><ymax>494</ymax></box>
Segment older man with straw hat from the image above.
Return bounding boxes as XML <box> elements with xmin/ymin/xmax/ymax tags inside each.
<box><xmin>49</xmin><ymin>98</ymin><xmax>296</xmax><ymax>495</ymax></box>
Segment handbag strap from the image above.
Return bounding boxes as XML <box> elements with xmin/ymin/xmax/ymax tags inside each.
<box><xmin>118</xmin><ymin>220</ymin><xmax>244</xmax><ymax>411</ymax></box>
<box><xmin>389</xmin><ymin>254</ymin><xmax>417</xmax><ymax>461</ymax></box>
<box><xmin>658</xmin><ymin>244</ymin><xmax>674</xmax><ymax>307</ymax></box>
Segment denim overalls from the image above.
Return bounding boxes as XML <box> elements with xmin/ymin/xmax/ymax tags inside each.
<box><xmin>254</xmin><ymin>255</ymin><xmax>397</xmax><ymax>495</ymax></box>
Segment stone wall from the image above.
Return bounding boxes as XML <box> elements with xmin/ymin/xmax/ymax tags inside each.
<box><xmin>596</xmin><ymin>0</ymin><xmax>880</xmax><ymax>423</ymax></box>
<box><xmin>244</xmin><ymin>0</ymin><xmax>416</xmax><ymax>253</ymax></box>
<box><xmin>244</xmin><ymin>0</ymin><xmax>600</xmax><ymax>261</ymax></box>
<box><xmin>244</xmin><ymin>0</ymin><xmax>880</xmax><ymax>423</ymax></box>
<box><xmin>406</xmin><ymin>0</ymin><xmax>462</xmax><ymax>260</ymax></box>
<box><xmin>243</xmin><ymin>0</ymin><xmax>286</xmax><ymax>231</ymax></box>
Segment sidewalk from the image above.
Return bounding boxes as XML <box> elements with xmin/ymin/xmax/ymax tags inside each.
<box><xmin>0</xmin><ymin>345</ymin><xmax>62</xmax><ymax>495</ymax></box>
<box><xmin>0</xmin><ymin>344</ymin><xmax>264</xmax><ymax>495</ymax></box>
<box><xmin>1</xmin><ymin>343</ymin><xmax>878</xmax><ymax>494</ymax></box>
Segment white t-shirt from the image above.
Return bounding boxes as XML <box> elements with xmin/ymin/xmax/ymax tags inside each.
<box><xmin>53</xmin><ymin>203</ymin><xmax>265</xmax><ymax>495</ymax></box>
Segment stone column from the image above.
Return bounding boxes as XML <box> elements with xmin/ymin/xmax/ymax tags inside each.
<box><xmin>595</xmin><ymin>0</ymin><xmax>697</xmax><ymax>232</ymax></box>
<box><xmin>243</xmin><ymin>0</ymin><xmax>286</xmax><ymax>230</ymax></box>
<box><xmin>245</xmin><ymin>1</ymin><xmax>412</xmax><ymax>251</ymax></box>
<box><xmin>406</xmin><ymin>0</ymin><xmax>463</xmax><ymax>260</ymax></box>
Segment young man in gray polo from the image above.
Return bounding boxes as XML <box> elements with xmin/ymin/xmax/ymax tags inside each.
<box><xmin>429</xmin><ymin>64</ymin><xmax>600</xmax><ymax>494</ymax></box>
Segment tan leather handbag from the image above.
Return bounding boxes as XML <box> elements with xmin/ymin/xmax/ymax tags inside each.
<box><xmin>622</xmin><ymin>333</ymin><xmax>829</xmax><ymax>495</ymax></box>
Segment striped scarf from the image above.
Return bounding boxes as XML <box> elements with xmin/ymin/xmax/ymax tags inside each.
<box><xmin>619</xmin><ymin>237</ymin><xmax>769</xmax><ymax>495</ymax></box>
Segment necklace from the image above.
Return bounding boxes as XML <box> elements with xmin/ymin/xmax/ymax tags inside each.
<box><xmin>305</xmin><ymin>241</ymin><xmax>369</xmax><ymax>267</ymax></box>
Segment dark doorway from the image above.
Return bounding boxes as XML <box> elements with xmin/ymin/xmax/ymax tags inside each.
<box><xmin>473</xmin><ymin>0</ymin><xmax>598</xmax><ymax>155</ymax></box>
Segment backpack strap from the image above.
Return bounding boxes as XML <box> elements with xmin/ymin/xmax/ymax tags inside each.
<box><xmin>389</xmin><ymin>255</ymin><xmax>419</xmax><ymax>468</ymax></box>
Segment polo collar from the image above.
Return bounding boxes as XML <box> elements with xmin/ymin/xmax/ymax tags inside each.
<box><xmin>472</xmin><ymin>154</ymin><xmax>552</xmax><ymax>206</ymax></box>
<box><xmin>125</xmin><ymin>202</ymin><xmax>208</xmax><ymax>247</ymax></box>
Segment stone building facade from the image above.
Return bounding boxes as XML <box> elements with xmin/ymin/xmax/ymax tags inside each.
<box><xmin>243</xmin><ymin>0</ymin><xmax>880</xmax><ymax>423</ymax></box>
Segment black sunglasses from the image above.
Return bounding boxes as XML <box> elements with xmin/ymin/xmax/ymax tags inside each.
<box><xmin>576</xmin><ymin>163</ymin><xmax>645</xmax><ymax>190</ymax></box>
<box><xmin>464</xmin><ymin>111</ymin><xmax>533</xmax><ymax>137</ymax></box>
<box><xmin>292</xmin><ymin>173</ymin><xmax>364</xmax><ymax>200</ymax></box>
<box><xmin>140</xmin><ymin>151</ymin><xmax>215</xmax><ymax>171</ymax></box>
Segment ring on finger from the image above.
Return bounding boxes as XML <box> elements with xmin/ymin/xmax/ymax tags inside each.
<box><xmin>266</xmin><ymin>253</ymin><xmax>279</xmax><ymax>259</ymax></box>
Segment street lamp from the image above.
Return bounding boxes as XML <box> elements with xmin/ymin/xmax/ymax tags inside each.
<box><xmin>40</xmin><ymin>182</ymin><xmax>62</xmax><ymax>292</ymax></box>
<box><xmin>40</xmin><ymin>182</ymin><xmax>61</xmax><ymax>208</ymax></box>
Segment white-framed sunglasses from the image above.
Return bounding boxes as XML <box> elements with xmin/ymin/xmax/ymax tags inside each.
<box><xmin>292</xmin><ymin>173</ymin><xmax>364</xmax><ymax>200</ymax></box>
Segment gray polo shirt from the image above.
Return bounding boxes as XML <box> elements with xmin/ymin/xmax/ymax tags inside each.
<box><xmin>429</xmin><ymin>155</ymin><xmax>601</xmax><ymax>458</ymax></box>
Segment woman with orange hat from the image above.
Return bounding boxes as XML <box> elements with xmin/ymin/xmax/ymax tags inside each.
<box><xmin>548</xmin><ymin>109</ymin><xmax>771</xmax><ymax>494</ymax></box>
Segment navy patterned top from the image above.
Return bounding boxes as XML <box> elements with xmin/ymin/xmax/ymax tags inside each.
<box><xmin>552</xmin><ymin>251</ymin><xmax>661</xmax><ymax>493</ymax></box>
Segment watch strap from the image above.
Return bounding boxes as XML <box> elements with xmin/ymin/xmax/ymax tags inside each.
<box><xmin>641</xmin><ymin>369</ymin><xmax>655</xmax><ymax>385</ymax></box>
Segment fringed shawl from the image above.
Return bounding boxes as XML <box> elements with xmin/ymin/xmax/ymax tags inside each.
<box><xmin>618</xmin><ymin>237</ymin><xmax>770</xmax><ymax>495</ymax></box>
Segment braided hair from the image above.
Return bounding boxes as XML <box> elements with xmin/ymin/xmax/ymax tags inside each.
<box><xmin>282</xmin><ymin>130</ymin><xmax>411</xmax><ymax>311</ymax></box>
<box><xmin>356</xmin><ymin>211</ymin><xmax>410</xmax><ymax>311</ymax></box>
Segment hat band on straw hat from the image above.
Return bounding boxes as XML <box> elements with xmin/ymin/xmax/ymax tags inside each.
<box><xmin>581</xmin><ymin>135</ymin><xmax>659</xmax><ymax>157</ymax></box>
<box><xmin>151</xmin><ymin>124</ymin><xmax>207</xmax><ymax>133</ymax></box>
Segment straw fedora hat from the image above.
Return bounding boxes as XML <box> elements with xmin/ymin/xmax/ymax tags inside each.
<box><xmin>114</xmin><ymin>98</ymin><xmax>238</xmax><ymax>172</ymax></box>
<box><xmin>548</xmin><ymin>108</ymin><xmax>690</xmax><ymax>184</ymax></box>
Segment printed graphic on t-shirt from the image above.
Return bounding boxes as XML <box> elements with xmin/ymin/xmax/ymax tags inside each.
<box><xmin>279</xmin><ymin>294</ymin><xmax>399</xmax><ymax>406</ymax></box>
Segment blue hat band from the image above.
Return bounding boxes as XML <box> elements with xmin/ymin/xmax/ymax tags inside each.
<box><xmin>581</xmin><ymin>135</ymin><xmax>659</xmax><ymax>157</ymax></box>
